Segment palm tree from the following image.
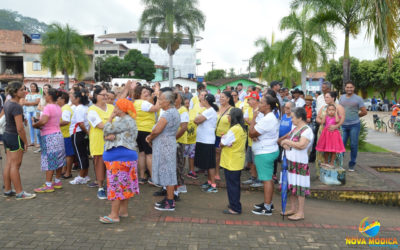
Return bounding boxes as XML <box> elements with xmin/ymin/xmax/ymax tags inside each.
<box><xmin>280</xmin><ymin>6</ymin><xmax>335</xmax><ymax>92</ymax></box>
<box><xmin>362</xmin><ymin>0</ymin><xmax>400</xmax><ymax>66</ymax></box>
<box><xmin>292</xmin><ymin>0</ymin><xmax>370</xmax><ymax>90</ymax></box>
<box><xmin>41</xmin><ymin>23</ymin><xmax>93</xmax><ymax>90</ymax></box>
<box><xmin>138</xmin><ymin>0</ymin><xmax>205</xmax><ymax>87</ymax></box>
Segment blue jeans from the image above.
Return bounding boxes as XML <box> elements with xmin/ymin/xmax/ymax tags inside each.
<box><xmin>26</xmin><ymin>111</ymin><xmax>40</xmax><ymax>144</ymax></box>
<box><xmin>371</xmin><ymin>104</ymin><xmax>377</xmax><ymax>111</ymax></box>
<box><xmin>341</xmin><ymin>122</ymin><xmax>361</xmax><ymax>167</ymax></box>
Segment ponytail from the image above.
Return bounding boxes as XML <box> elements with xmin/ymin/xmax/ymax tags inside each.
<box><xmin>205</xmin><ymin>93</ymin><xmax>219</xmax><ymax>112</ymax></box>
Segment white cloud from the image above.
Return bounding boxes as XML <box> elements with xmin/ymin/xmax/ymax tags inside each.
<box><xmin>1</xmin><ymin>0</ymin><xmax>381</xmax><ymax>76</ymax></box>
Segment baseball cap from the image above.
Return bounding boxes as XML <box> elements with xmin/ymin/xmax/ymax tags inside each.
<box><xmin>245</xmin><ymin>91</ymin><xmax>260</xmax><ymax>100</ymax></box>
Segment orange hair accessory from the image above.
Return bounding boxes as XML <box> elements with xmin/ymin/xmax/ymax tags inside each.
<box><xmin>116</xmin><ymin>98</ymin><xmax>136</xmax><ymax>119</ymax></box>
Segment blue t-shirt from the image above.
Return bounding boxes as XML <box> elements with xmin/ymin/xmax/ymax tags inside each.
<box><xmin>279</xmin><ymin>114</ymin><xmax>292</xmax><ymax>137</ymax></box>
<box><xmin>339</xmin><ymin>94</ymin><xmax>365</xmax><ymax>126</ymax></box>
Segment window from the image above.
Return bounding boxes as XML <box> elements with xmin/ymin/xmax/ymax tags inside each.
<box><xmin>100</xmin><ymin>50</ymin><xmax>105</xmax><ymax>54</ymax></box>
<box><xmin>141</xmin><ymin>38</ymin><xmax>149</xmax><ymax>44</ymax></box>
<box><xmin>151</xmin><ymin>38</ymin><xmax>158</xmax><ymax>44</ymax></box>
<box><xmin>116</xmin><ymin>38</ymin><xmax>133</xmax><ymax>44</ymax></box>
<box><xmin>95</xmin><ymin>50</ymin><xmax>99</xmax><ymax>54</ymax></box>
<box><xmin>106</xmin><ymin>50</ymin><xmax>118</xmax><ymax>54</ymax></box>
<box><xmin>142</xmin><ymin>53</ymin><xmax>149</xmax><ymax>58</ymax></box>
<box><xmin>33</xmin><ymin>61</ymin><xmax>41</xmax><ymax>71</ymax></box>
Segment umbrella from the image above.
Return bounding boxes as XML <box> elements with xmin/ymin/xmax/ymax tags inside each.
<box><xmin>280</xmin><ymin>150</ymin><xmax>288</xmax><ymax>221</ymax></box>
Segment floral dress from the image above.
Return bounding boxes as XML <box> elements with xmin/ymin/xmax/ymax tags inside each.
<box><xmin>286</xmin><ymin>125</ymin><xmax>314</xmax><ymax>197</ymax></box>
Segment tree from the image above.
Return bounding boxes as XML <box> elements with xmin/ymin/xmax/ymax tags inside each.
<box><xmin>138</xmin><ymin>0</ymin><xmax>205</xmax><ymax>87</ymax></box>
<box><xmin>292</xmin><ymin>0</ymin><xmax>368</xmax><ymax>91</ymax></box>
<box><xmin>280</xmin><ymin>6</ymin><xmax>335</xmax><ymax>92</ymax></box>
<box><xmin>124</xmin><ymin>49</ymin><xmax>156</xmax><ymax>81</ymax></box>
<box><xmin>204</xmin><ymin>69</ymin><xmax>226</xmax><ymax>82</ymax></box>
<box><xmin>41</xmin><ymin>23</ymin><xmax>93</xmax><ymax>89</ymax></box>
<box><xmin>228</xmin><ymin>68</ymin><xmax>236</xmax><ymax>78</ymax></box>
<box><xmin>390</xmin><ymin>54</ymin><xmax>400</xmax><ymax>101</ymax></box>
<box><xmin>326</xmin><ymin>57</ymin><xmax>361</xmax><ymax>91</ymax></box>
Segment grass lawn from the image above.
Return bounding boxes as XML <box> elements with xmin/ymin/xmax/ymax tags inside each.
<box><xmin>346</xmin><ymin>143</ymin><xmax>390</xmax><ymax>153</ymax></box>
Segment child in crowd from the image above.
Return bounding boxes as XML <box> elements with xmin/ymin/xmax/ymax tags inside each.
<box><xmin>315</xmin><ymin>104</ymin><xmax>345</xmax><ymax>167</ymax></box>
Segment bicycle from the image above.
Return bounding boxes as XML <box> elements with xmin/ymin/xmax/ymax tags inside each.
<box><xmin>393</xmin><ymin>117</ymin><xmax>400</xmax><ymax>135</ymax></box>
<box><xmin>373</xmin><ymin>114</ymin><xmax>388</xmax><ymax>132</ymax></box>
<box><xmin>388</xmin><ymin>111</ymin><xmax>400</xmax><ymax>129</ymax></box>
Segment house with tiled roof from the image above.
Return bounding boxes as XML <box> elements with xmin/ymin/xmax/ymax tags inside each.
<box><xmin>306</xmin><ymin>72</ymin><xmax>326</xmax><ymax>93</ymax></box>
<box><xmin>0</xmin><ymin>29</ymin><xmax>95</xmax><ymax>88</ymax></box>
<box><xmin>206</xmin><ymin>77</ymin><xmax>263</xmax><ymax>94</ymax></box>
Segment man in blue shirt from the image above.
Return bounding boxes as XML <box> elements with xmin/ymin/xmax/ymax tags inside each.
<box><xmin>371</xmin><ymin>96</ymin><xmax>377</xmax><ymax>111</ymax></box>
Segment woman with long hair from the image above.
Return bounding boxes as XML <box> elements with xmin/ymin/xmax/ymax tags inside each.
<box><xmin>24</xmin><ymin>82</ymin><xmax>41</xmax><ymax>147</ymax></box>
<box><xmin>56</xmin><ymin>91</ymin><xmax>75</xmax><ymax>179</ymax></box>
<box><xmin>215</xmin><ymin>91</ymin><xmax>234</xmax><ymax>180</ymax></box>
<box><xmin>33</xmin><ymin>89</ymin><xmax>66</xmax><ymax>193</ymax></box>
<box><xmin>87</xmin><ymin>86</ymin><xmax>114</xmax><ymax>199</ymax></box>
<box><xmin>69</xmin><ymin>89</ymin><xmax>91</xmax><ymax>185</ymax></box>
<box><xmin>2</xmin><ymin>81</ymin><xmax>36</xmax><ymax>200</ymax></box>
<box><xmin>99</xmin><ymin>99</ymin><xmax>139</xmax><ymax>223</ymax></box>
<box><xmin>194</xmin><ymin>94</ymin><xmax>219</xmax><ymax>193</ymax></box>
<box><xmin>249</xmin><ymin>95</ymin><xmax>280</xmax><ymax>215</ymax></box>
<box><xmin>220</xmin><ymin>108</ymin><xmax>247</xmax><ymax>215</ymax></box>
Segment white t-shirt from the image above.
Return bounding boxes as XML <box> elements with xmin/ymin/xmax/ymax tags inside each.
<box><xmin>196</xmin><ymin>107</ymin><xmax>217</xmax><ymax>144</ymax></box>
<box><xmin>180</xmin><ymin>110</ymin><xmax>189</xmax><ymax>123</ymax></box>
<box><xmin>69</xmin><ymin>105</ymin><xmax>89</xmax><ymax>135</ymax></box>
<box><xmin>285</xmin><ymin>126</ymin><xmax>314</xmax><ymax>164</ymax></box>
<box><xmin>294</xmin><ymin>97</ymin><xmax>306</xmax><ymax>108</ymax></box>
<box><xmin>88</xmin><ymin>110</ymin><xmax>102</xmax><ymax>128</ymax></box>
<box><xmin>239</xmin><ymin>90</ymin><xmax>247</xmax><ymax>102</ymax></box>
<box><xmin>252</xmin><ymin>112</ymin><xmax>279</xmax><ymax>155</ymax></box>
<box><xmin>141</xmin><ymin>100</ymin><xmax>153</xmax><ymax>111</ymax></box>
<box><xmin>316</xmin><ymin>94</ymin><xmax>340</xmax><ymax>114</ymax></box>
<box><xmin>62</xmin><ymin>109</ymin><xmax>72</xmax><ymax>123</ymax></box>
<box><xmin>244</xmin><ymin>109</ymin><xmax>265</xmax><ymax>122</ymax></box>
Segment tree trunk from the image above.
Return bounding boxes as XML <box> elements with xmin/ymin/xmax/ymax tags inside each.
<box><xmin>342</xmin><ymin>28</ymin><xmax>351</xmax><ymax>92</ymax></box>
<box><xmin>64</xmin><ymin>71</ymin><xmax>70</xmax><ymax>90</ymax></box>
<box><xmin>301</xmin><ymin>65</ymin><xmax>307</xmax><ymax>94</ymax></box>
<box><xmin>393</xmin><ymin>89</ymin><xmax>398</xmax><ymax>102</ymax></box>
<box><xmin>168</xmin><ymin>52</ymin><xmax>173</xmax><ymax>88</ymax></box>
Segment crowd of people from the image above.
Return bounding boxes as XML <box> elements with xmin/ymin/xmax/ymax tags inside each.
<box><xmin>0</xmin><ymin>79</ymin><xmax>367</xmax><ymax>223</ymax></box>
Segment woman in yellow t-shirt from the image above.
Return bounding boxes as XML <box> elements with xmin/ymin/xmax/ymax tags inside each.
<box><xmin>87</xmin><ymin>86</ymin><xmax>114</xmax><ymax>199</ymax></box>
<box><xmin>220</xmin><ymin>108</ymin><xmax>247</xmax><ymax>214</ymax></box>
<box><xmin>175</xmin><ymin>92</ymin><xmax>189</xmax><ymax>194</ymax></box>
<box><xmin>133</xmin><ymin>85</ymin><xmax>160</xmax><ymax>184</ymax></box>
<box><xmin>215</xmin><ymin>91</ymin><xmax>234</xmax><ymax>180</ymax></box>
<box><xmin>232</xmin><ymin>90</ymin><xmax>245</xmax><ymax>110</ymax></box>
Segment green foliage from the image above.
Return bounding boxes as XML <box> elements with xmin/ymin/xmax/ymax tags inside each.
<box><xmin>41</xmin><ymin>23</ymin><xmax>93</xmax><ymax>88</ymax></box>
<box><xmin>228</xmin><ymin>68</ymin><xmax>236</xmax><ymax>78</ymax></box>
<box><xmin>0</xmin><ymin>9</ymin><xmax>48</xmax><ymax>34</ymax></box>
<box><xmin>359</xmin><ymin>119</ymin><xmax>368</xmax><ymax>147</ymax></box>
<box><xmin>326</xmin><ymin>57</ymin><xmax>361</xmax><ymax>91</ymax></box>
<box><xmin>96</xmin><ymin>49</ymin><xmax>156</xmax><ymax>82</ymax></box>
<box><xmin>204</xmin><ymin>69</ymin><xmax>226</xmax><ymax>82</ymax></box>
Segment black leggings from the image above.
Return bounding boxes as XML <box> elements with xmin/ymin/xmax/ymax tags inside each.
<box><xmin>72</xmin><ymin>131</ymin><xmax>89</xmax><ymax>170</ymax></box>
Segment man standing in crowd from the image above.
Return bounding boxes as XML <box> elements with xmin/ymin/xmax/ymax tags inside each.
<box><xmin>339</xmin><ymin>81</ymin><xmax>367</xmax><ymax>171</ymax></box>
<box><xmin>371</xmin><ymin>96</ymin><xmax>377</xmax><ymax>111</ymax></box>
<box><xmin>183</xmin><ymin>86</ymin><xmax>193</xmax><ymax>101</ymax></box>
<box><xmin>292</xmin><ymin>89</ymin><xmax>305</xmax><ymax>107</ymax></box>
<box><xmin>270</xmin><ymin>81</ymin><xmax>283</xmax><ymax>109</ymax></box>
<box><xmin>237</xmin><ymin>83</ymin><xmax>247</xmax><ymax>102</ymax></box>
<box><xmin>176</xmin><ymin>84</ymin><xmax>183</xmax><ymax>92</ymax></box>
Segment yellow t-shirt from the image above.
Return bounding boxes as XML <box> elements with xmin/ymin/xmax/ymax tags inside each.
<box><xmin>220</xmin><ymin>124</ymin><xmax>247</xmax><ymax>171</ymax></box>
<box><xmin>187</xmin><ymin>96</ymin><xmax>204</xmax><ymax>144</ymax></box>
<box><xmin>60</xmin><ymin>104</ymin><xmax>73</xmax><ymax>138</ymax></box>
<box><xmin>88</xmin><ymin>104</ymin><xmax>114</xmax><ymax>156</ymax></box>
<box><xmin>216</xmin><ymin>107</ymin><xmax>232</xmax><ymax>137</ymax></box>
<box><xmin>134</xmin><ymin>99</ymin><xmax>156</xmax><ymax>132</ymax></box>
<box><xmin>177</xmin><ymin>106</ymin><xmax>189</xmax><ymax>144</ymax></box>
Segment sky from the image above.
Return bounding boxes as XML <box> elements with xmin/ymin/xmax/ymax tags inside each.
<box><xmin>2</xmin><ymin>0</ymin><xmax>381</xmax><ymax>76</ymax></box>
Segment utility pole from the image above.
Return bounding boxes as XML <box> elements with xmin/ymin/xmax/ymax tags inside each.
<box><xmin>243</xmin><ymin>59</ymin><xmax>250</xmax><ymax>78</ymax></box>
<box><xmin>207</xmin><ymin>61</ymin><xmax>215</xmax><ymax>71</ymax></box>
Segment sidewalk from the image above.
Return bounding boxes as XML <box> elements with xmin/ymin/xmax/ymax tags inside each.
<box><xmin>366</xmin><ymin>128</ymin><xmax>400</xmax><ymax>153</ymax></box>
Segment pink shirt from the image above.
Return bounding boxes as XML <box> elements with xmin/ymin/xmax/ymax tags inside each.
<box><xmin>40</xmin><ymin>104</ymin><xmax>62</xmax><ymax>136</ymax></box>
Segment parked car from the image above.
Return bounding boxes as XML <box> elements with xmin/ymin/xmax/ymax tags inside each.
<box><xmin>364</xmin><ymin>98</ymin><xmax>372</xmax><ymax>111</ymax></box>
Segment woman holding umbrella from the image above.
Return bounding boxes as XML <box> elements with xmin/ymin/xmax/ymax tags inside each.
<box><xmin>280</xmin><ymin>107</ymin><xmax>314</xmax><ymax>221</ymax></box>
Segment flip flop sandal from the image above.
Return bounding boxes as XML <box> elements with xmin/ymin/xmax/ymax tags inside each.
<box><xmin>280</xmin><ymin>211</ymin><xmax>295</xmax><ymax>216</ymax></box>
<box><xmin>99</xmin><ymin>216</ymin><xmax>119</xmax><ymax>224</ymax></box>
<box><xmin>119</xmin><ymin>214</ymin><xmax>129</xmax><ymax>218</ymax></box>
<box><xmin>288</xmin><ymin>216</ymin><xmax>304</xmax><ymax>221</ymax></box>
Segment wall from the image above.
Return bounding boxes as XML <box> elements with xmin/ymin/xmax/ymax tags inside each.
<box><xmin>207</xmin><ymin>79</ymin><xmax>260</xmax><ymax>94</ymax></box>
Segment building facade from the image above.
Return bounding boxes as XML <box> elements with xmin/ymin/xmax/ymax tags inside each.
<box><xmin>97</xmin><ymin>31</ymin><xmax>202</xmax><ymax>79</ymax></box>
<box><xmin>0</xmin><ymin>30</ymin><xmax>95</xmax><ymax>89</ymax></box>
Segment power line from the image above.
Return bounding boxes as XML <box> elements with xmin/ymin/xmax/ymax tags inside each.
<box><xmin>207</xmin><ymin>61</ymin><xmax>215</xmax><ymax>71</ymax></box>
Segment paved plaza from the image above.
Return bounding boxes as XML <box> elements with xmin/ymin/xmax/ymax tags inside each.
<box><xmin>0</xmin><ymin>148</ymin><xmax>399</xmax><ymax>249</ymax></box>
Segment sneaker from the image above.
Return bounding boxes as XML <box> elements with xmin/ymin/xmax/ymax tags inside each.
<box><xmin>69</xmin><ymin>176</ymin><xmax>85</xmax><ymax>185</ymax></box>
<box><xmin>148</xmin><ymin>178</ymin><xmax>161</xmax><ymax>187</ymax></box>
<box><xmin>177</xmin><ymin>185</ymin><xmax>187</xmax><ymax>193</ymax></box>
<box><xmin>154</xmin><ymin>200</ymin><xmax>175</xmax><ymax>211</ymax></box>
<box><xmin>204</xmin><ymin>186</ymin><xmax>218</xmax><ymax>193</ymax></box>
<box><xmin>254</xmin><ymin>203</ymin><xmax>274</xmax><ymax>211</ymax></box>
<box><xmin>242</xmin><ymin>177</ymin><xmax>255</xmax><ymax>185</ymax></box>
<box><xmin>201</xmin><ymin>182</ymin><xmax>211</xmax><ymax>189</ymax></box>
<box><xmin>3</xmin><ymin>190</ymin><xmax>16</xmax><ymax>197</ymax></box>
<box><xmin>252</xmin><ymin>206</ymin><xmax>272</xmax><ymax>216</ymax></box>
<box><xmin>155</xmin><ymin>197</ymin><xmax>167</xmax><ymax>207</ymax></box>
<box><xmin>15</xmin><ymin>191</ymin><xmax>36</xmax><ymax>200</ymax></box>
<box><xmin>97</xmin><ymin>189</ymin><xmax>107</xmax><ymax>200</ymax></box>
<box><xmin>186</xmin><ymin>172</ymin><xmax>198</xmax><ymax>179</ymax></box>
<box><xmin>82</xmin><ymin>176</ymin><xmax>91</xmax><ymax>184</ymax></box>
<box><xmin>87</xmin><ymin>182</ymin><xmax>99</xmax><ymax>188</ymax></box>
<box><xmin>250</xmin><ymin>180</ymin><xmax>263</xmax><ymax>188</ymax></box>
<box><xmin>139</xmin><ymin>178</ymin><xmax>148</xmax><ymax>184</ymax></box>
<box><xmin>153</xmin><ymin>188</ymin><xmax>167</xmax><ymax>196</ymax></box>
<box><xmin>33</xmin><ymin>148</ymin><xmax>41</xmax><ymax>153</ymax></box>
<box><xmin>174</xmin><ymin>194</ymin><xmax>181</xmax><ymax>201</ymax></box>
<box><xmin>53</xmin><ymin>181</ymin><xmax>63</xmax><ymax>189</ymax></box>
<box><xmin>348</xmin><ymin>166</ymin><xmax>355</xmax><ymax>172</ymax></box>
<box><xmin>34</xmin><ymin>184</ymin><xmax>55</xmax><ymax>193</ymax></box>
